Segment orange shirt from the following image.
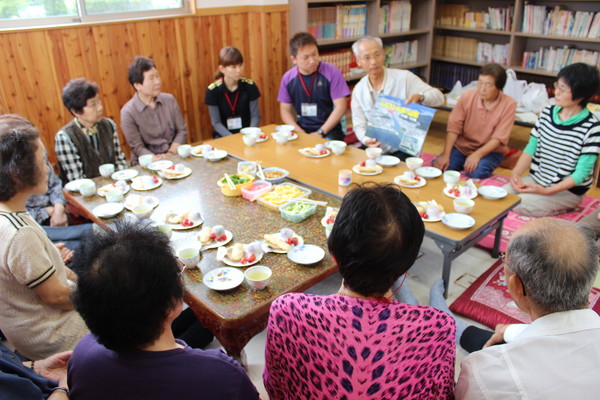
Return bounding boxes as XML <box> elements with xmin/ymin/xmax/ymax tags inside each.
<box><xmin>448</xmin><ymin>89</ymin><xmax>516</xmax><ymax>155</ymax></box>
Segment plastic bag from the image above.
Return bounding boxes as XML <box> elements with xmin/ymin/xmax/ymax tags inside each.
<box><xmin>445</xmin><ymin>80</ymin><xmax>478</xmax><ymax>105</ymax></box>
<box><xmin>503</xmin><ymin>69</ymin><xmax>527</xmax><ymax>104</ymax></box>
<box><xmin>520</xmin><ymin>82</ymin><xmax>549</xmax><ymax>114</ymax></box>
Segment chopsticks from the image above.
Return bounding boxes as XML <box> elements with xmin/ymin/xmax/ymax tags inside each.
<box><xmin>257</xmin><ymin>163</ymin><xmax>266</xmax><ymax>180</ymax></box>
<box><xmin>224</xmin><ymin>173</ymin><xmax>236</xmax><ymax>190</ymax></box>
<box><xmin>293</xmin><ymin>198</ymin><xmax>328</xmax><ymax>206</ymax></box>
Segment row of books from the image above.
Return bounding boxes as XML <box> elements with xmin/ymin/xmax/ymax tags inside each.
<box><xmin>522</xmin><ymin>46</ymin><xmax>600</xmax><ymax>73</ymax></box>
<box><xmin>384</xmin><ymin>40</ymin><xmax>418</xmax><ymax>66</ymax></box>
<box><xmin>320</xmin><ymin>49</ymin><xmax>355</xmax><ymax>80</ymax></box>
<box><xmin>436</xmin><ymin>4</ymin><xmax>512</xmax><ymax>32</ymax></box>
<box><xmin>307</xmin><ymin>4</ymin><xmax>367</xmax><ymax>40</ymax></box>
<box><xmin>379</xmin><ymin>1</ymin><xmax>411</xmax><ymax>34</ymax></box>
<box><xmin>430</xmin><ymin>62</ymin><xmax>480</xmax><ymax>91</ymax></box>
<box><xmin>433</xmin><ymin>35</ymin><xmax>508</xmax><ymax>65</ymax></box>
<box><xmin>522</xmin><ymin>5</ymin><xmax>600</xmax><ymax>39</ymax></box>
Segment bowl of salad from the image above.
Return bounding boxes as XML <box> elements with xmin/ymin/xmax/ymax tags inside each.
<box><xmin>217</xmin><ymin>174</ymin><xmax>254</xmax><ymax>197</ymax></box>
<box><xmin>279</xmin><ymin>201</ymin><xmax>317</xmax><ymax>223</ymax></box>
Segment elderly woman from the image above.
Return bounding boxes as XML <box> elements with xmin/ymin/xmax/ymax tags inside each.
<box><xmin>264</xmin><ymin>183</ymin><xmax>456</xmax><ymax>400</ymax></box>
<box><xmin>121</xmin><ymin>56</ymin><xmax>188</xmax><ymax>164</ymax></box>
<box><xmin>506</xmin><ymin>63</ymin><xmax>600</xmax><ymax>216</ymax></box>
<box><xmin>0</xmin><ymin>114</ymin><xmax>88</xmax><ymax>360</ymax></box>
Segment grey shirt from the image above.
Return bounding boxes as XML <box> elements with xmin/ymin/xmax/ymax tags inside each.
<box><xmin>120</xmin><ymin>92</ymin><xmax>188</xmax><ymax>164</ymax></box>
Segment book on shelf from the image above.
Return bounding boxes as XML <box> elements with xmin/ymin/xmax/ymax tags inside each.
<box><xmin>437</xmin><ymin>4</ymin><xmax>512</xmax><ymax>31</ymax></box>
<box><xmin>308</xmin><ymin>4</ymin><xmax>367</xmax><ymax>40</ymax></box>
<box><xmin>431</xmin><ymin>62</ymin><xmax>481</xmax><ymax>91</ymax></box>
<box><xmin>320</xmin><ymin>49</ymin><xmax>356</xmax><ymax>80</ymax></box>
<box><xmin>522</xmin><ymin>46</ymin><xmax>600</xmax><ymax>73</ymax></box>
<box><xmin>434</xmin><ymin>35</ymin><xmax>507</xmax><ymax>65</ymax></box>
<box><xmin>379</xmin><ymin>1</ymin><xmax>411</xmax><ymax>34</ymax></box>
<box><xmin>384</xmin><ymin>40</ymin><xmax>418</xmax><ymax>66</ymax></box>
<box><xmin>522</xmin><ymin>5</ymin><xmax>600</xmax><ymax>39</ymax></box>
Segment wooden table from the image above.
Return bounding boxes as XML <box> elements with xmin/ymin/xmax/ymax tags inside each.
<box><xmin>207</xmin><ymin>124</ymin><xmax>521</xmax><ymax>296</ymax></box>
<box><xmin>63</xmin><ymin>156</ymin><xmax>341</xmax><ymax>360</ymax></box>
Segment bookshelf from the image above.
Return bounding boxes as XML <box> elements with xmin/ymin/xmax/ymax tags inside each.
<box><xmin>288</xmin><ymin>0</ymin><xmax>437</xmax><ymax>81</ymax></box>
<box><xmin>432</xmin><ymin>0</ymin><xmax>600</xmax><ymax>90</ymax></box>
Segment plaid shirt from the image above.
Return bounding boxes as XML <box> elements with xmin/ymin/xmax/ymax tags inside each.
<box><xmin>55</xmin><ymin>118</ymin><xmax>129</xmax><ymax>182</ymax></box>
<box><xmin>25</xmin><ymin>159</ymin><xmax>65</xmax><ymax>224</ymax></box>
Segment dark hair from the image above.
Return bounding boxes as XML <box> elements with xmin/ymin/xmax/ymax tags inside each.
<box><xmin>480</xmin><ymin>63</ymin><xmax>507</xmax><ymax>90</ymax></box>
<box><xmin>289</xmin><ymin>32</ymin><xmax>318</xmax><ymax>57</ymax></box>
<box><xmin>557</xmin><ymin>63</ymin><xmax>600</xmax><ymax>107</ymax></box>
<box><xmin>507</xmin><ymin>218</ymin><xmax>599</xmax><ymax>313</ymax></box>
<box><xmin>328</xmin><ymin>183</ymin><xmax>425</xmax><ymax>297</ymax></box>
<box><xmin>61</xmin><ymin>78</ymin><xmax>99</xmax><ymax>116</ymax></box>
<box><xmin>72</xmin><ymin>220</ymin><xmax>184</xmax><ymax>353</ymax></box>
<box><xmin>214</xmin><ymin>46</ymin><xmax>244</xmax><ymax>80</ymax></box>
<box><xmin>128</xmin><ymin>56</ymin><xmax>157</xmax><ymax>87</ymax></box>
<box><xmin>0</xmin><ymin>114</ymin><xmax>42</xmax><ymax>201</ymax></box>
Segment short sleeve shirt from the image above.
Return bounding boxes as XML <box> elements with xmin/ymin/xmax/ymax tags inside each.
<box><xmin>278</xmin><ymin>62</ymin><xmax>351</xmax><ymax>132</ymax></box>
<box><xmin>205</xmin><ymin>78</ymin><xmax>260</xmax><ymax>134</ymax></box>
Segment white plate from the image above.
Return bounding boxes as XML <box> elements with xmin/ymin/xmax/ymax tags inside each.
<box><xmin>131</xmin><ymin>176</ymin><xmax>163</xmax><ymax>191</ymax></box>
<box><xmin>97</xmin><ymin>183</ymin><xmax>130</xmax><ymax>197</ymax></box>
<box><xmin>92</xmin><ymin>203</ymin><xmax>124</xmax><ymax>219</ymax></box>
<box><xmin>168</xmin><ymin>214</ymin><xmax>204</xmax><ymax>231</ymax></box>
<box><xmin>442</xmin><ymin>213</ymin><xmax>476</xmax><ymax>230</ymax></box>
<box><xmin>299</xmin><ymin>148</ymin><xmax>330</xmax><ymax>158</ymax></box>
<box><xmin>422</xmin><ymin>212</ymin><xmax>445</xmax><ymax>223</ymax></box>
<box><xmin>158</xmin><ymin>167</ymin><xmax>192</xmax><ymax>180</ymax></box>
<box><xmin>205</xmin><ymin>149</ymin><xmax>228</xmax><ymax>161</ymax></box>
<box><xmin>352</xmin><ymin>165</ymin><xmax>383</xmax><ymax>176</ymax></box>
<box><xmin>256</xmin><ymin>135</ymin><xmax>269</xmax><ymax>143</ymax></box>
<box><xmin>65</xmin><ymin>178</ymin><xmax>93</xmax><ymax>192</ymax></box>
<box><xmin>147</xmin><ymin>160</ymin><xmax>173</xmax><ymax>171</ymax></box>
<box><xmin>415</xmin><ymin>166</ymin><xmax>442</xmax><ymax>179</ymax></box>
<box><xmin>203</xmin><ymin>267</ymin><xmax>245</xmax><ymax>291</ymax></box>
<box><xmin>199</xmin><ymin>230</ymin><xmax>233</xmax><ymax>250</ymax></box>
<box><xmin>478</xmin><ymin>185</ymin><xmax>508</xmax><ymax>200</ymax></box>
<box><xmin>124</xmin><ymin>195</ymin><xmax>159</xmax><ymax>211</ymax></box>
<box><xmin>287</xmin><ymin>244</ymin><xmax>325</xmax><ymax>265</ymax></box>
<box><xmin>221</xmin><ymin>247</ymin><xmax>263</xmax><ymax>267</ymax></box>
<box><xmin>191</xmin><ymin>146</ymin><xmax>205</xmax><ymax>157</ymax></box>
<box><xmin>394</xmin><ymin>176</ymin><xmax>426</xmax><ymax>188</ymax></box>
<box><xmin>111</xmin><ymin>169</ymin><xmax>139</xmax><ymax>181</ymax></box>
<box><xmin>443</xmin><ymin>186</ymin><xmax>478</xmax><ymax>200</ymax></box>
<box><xmin>263</xmin><ymin>232</ymin><xmax>304</xmax><ymax>254</ymax></box>
<box><xmin>414</xmin><ymin>201</ymin><xmax>445</xmax><ymax>222</ymax></box>
<box><xmin>275</xmin><ymin>124</ymin><xmax>296</xmax><ymax>132</ymax></box>
<box><xmin>376</xmin><ymin>155</ymin><xmax>400</xmax><ymax>167</ymax></box>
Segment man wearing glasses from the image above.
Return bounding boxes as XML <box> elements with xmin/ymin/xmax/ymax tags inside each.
<box><xmin>351</xmin><ymin>36</ymin><xmax>444</xmax><ymax>160</ymax></box>
<box><xmin>434</xmin><ymin>63</ymin><xmax>516</xmax><ymax>178</ymax></box>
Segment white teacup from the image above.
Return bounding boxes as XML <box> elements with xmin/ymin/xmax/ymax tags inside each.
<box><xmin>443</xmin><ymin>170</ymin><xmax>461</xmax><ymax>186</ymax></box>
<box><xmin>178</xmin><ymin>247</ymin><xmax>200</xmax><ymax>268</ymax></box>
<box><xmin>365</xmin><ymin>147</ymin><xmax>383</xmax><ymax>159</ymax></box>
<box><xmin>98</xmin><ymin>163</ymin><xmax>115</xmax><ymax>178</ymax></box>
<box><xmin>273</xmin><ymin>132</ymin><xmax>289</xmax><ymax>145</ymax></box>
<box><xmin>79</xmin><ymin>180</ymin><xmax>96</xmax><ymax>197</ymax></box>
<box><xmin>405</xmin><ymin>157</ymin><xmax>424</xmax><ymax>171</ymax></box>
<box><xmin>132</xmin><ymin>204</ymin><xmax>153</xmax><ymax>218</ymax></box>
<box><xmin>244</xmin><ymin>266</ymin><xmax>272</xmax><ymax>290</ymax></box>
<box><xmin>243</xmin><ymin>134</ymin><xmax>257</xmax><ymax>147</ymax></box>
<box><xmin>106</xmin><ymin>189</ymin><xmax>124</xmax><ymax>203</ymax></box>
<box><xmin>240</xmin><ymin>127</ymin><xmax>262</xmax><ymax>136</ymax></box>
<box><xmin>330</xmin><ymin>141</ymin><xmax>347</xmax><ymax>156</ymax></box>
<box><xmin>139</xmin><ymin>154</ymin><xmax>154</xmax><ymax>168</ymax></box>
<box><xmin>454</xmin><ymin>198</ymin><xmax>475</xmax><ymax>214</ymax></box>
<box><xmin>157</xmin><ymin>224</ymin><xmax>172</xmax><ymax>239</ymax></box>
<box><xmin>177</xmin><ymin>144</ymin><xmax>192</xmax><ymax>158</ymax></box>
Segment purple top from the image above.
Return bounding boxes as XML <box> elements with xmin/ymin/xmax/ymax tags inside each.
<box><xmin>278</xmin><ymin>62</ymin><xmax>350</xmax><ymax>132</ymax></box>
<box><xmin>68</xmin><ymin>334</ymin><xmax>259</xmax><ymax>400</ymax></box>
<box><xmin>264</xmin><ymin>293</ymin><xmax>456</xmax><ymax>400</ymax></box>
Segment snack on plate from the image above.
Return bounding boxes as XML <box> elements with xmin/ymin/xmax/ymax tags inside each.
<box><xmin>160</xmin><ymin>164</ymin><xmax>186</xmax><ymax>178</ymax></box>
<box><xmin>447</xmin><ymin>179</ymin><xmax>477</xmax><ymax>198</ymax></box>
<box><xmin>124</xmin><ymin>194</ymin><xmax>156</xmax><ymax>209</ymax></box>
<box><xmin>355</xmin><ymin>159</ymin><xmax>381</xmax><ymax>173</ymax></box>
<box><xmin>301</xmin><ymin>144</ymin><xmax>328</xmax><ymax>156</ymax></box>
<box><xmin>98</xmin><ymin>180</ymin><xmax>128</xmax><ymax>196</ymax></box>
<box><xmin>198</xmin><ymin>225</ymin><xmax>227</xmax><ymax>243</ymax></box>
<box><xmin>132</xmin><ymin>175</ymin><xmax>160</xmax><ymax>189</ymax></box>
<box><xmin>396</xmin><ymin>171</ymin><xmax>422</xmax><ymax>185</ymax></box>
<box><xmin>323</xmin><ymin>207</ymin><xmax>339</xmax><ymax>225</ymax></box>
<box><xmin>165</xmin><ymin>211</ymin><xmax>201</xmax><ymax>227</ymax></box>
<box><xmin>259</xmin><ymin>184</ymin><xmax>305</xmax><ymax>206</ymax></box>
<box><xmin>414</xmin><ymin>200</ymin><xmax>445</xmax><ymax>220</ymax></box>
<box><xmin>226</xmin><ymin>242</ymin><xmax>261</xmax><ymax>264</ymax></box>
<box><xmin>264</xmin><ymin>234</ymin><xmax>292</xmax><ymax>251</ymax></box>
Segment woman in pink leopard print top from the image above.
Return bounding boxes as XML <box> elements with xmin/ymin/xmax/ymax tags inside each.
<box><xmin>264</xmin><ymin>183</ymin><xmax>456</xmax><ymax>400</ymax></box>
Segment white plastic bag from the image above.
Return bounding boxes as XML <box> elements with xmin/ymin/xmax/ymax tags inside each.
<box><xmin>445</xmin><ymin>80</ymin><xmax>478</xmax><ymax>105</ymax></box>
<box><xmin>521</xmin><ymin>82</ymin><xmax>549</xmax><ymax>114</ymax></box>
<box><xmin>503</xmin><ymin>69</ymin><xmax>527</xmax><ymax>104</ymax></box>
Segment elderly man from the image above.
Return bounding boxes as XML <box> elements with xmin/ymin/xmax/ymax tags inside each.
<box><xmin>433</xmin><ymin>63</ymin><xmax>516</xmax><ymax>178</ymax></box>
<box><xmin>455</xmin><ymin>218</ymin><xmax>600</xmax><ymax>399</ymax></box>
<box><xmin>278</xmin><ymin>32</ymin><xmax>351</xmax><ymax>141</ymax></box>
<box><xmin>351</xmin><ymin>36</ymin><xmax>444</xmax><ymax>160</ymax></box>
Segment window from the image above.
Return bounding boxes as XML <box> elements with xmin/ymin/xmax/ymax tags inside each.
<box><xmin>0</xmin><ymin>0</ymin><xmax>188</xmax><ymax>29</ymax></box>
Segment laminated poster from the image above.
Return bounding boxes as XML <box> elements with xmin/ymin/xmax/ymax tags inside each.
<box><xmin>365</xmin><ymin>94</ymin><xmax>436</xmax><ymax>156</ymax></box>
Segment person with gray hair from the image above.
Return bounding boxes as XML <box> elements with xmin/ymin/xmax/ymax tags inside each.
<box><xmin>351</xmin><ymin>36</ymin><xmax>444</xmax><ymax>160</ymax></box>
<box><xmin>454</xmin><ymin>217</ymin><xmax>600</xmax><ymax>399</ymax></box>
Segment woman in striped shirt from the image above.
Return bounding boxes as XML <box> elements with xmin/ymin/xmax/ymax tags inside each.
<box><xmin>506</xmin><ymin>63</ymin><xmax>600</xmax><ymax>217</ymax></box>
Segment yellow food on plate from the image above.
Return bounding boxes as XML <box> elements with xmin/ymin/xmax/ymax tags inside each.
<box><xmin>355</xmin><ymin>165</ymin><xmax>381</xmax><ymax>173</ymax></box>
<box><xmin>165</xmin><ymin>211</ymin><xmax>190</xmax><ymax>224</ymax></box>
<box><xmin>198</xmin><ymin>226</ymin><xmax>213</xmax><ymax>243</ymax></box>
<box><xmin>264</xmin><ymin>234</ymin><xmax>291</xmax><ymax>251</ymax></box>
<box><xmin>227</xmin><ymin>243</ymin><xmax>245</xmax><ymax>261</ymax></box>
<box><xmin>160</xmin><ymin>168</ymin><xmax>186</xmax><ymax>178</ymax></box>
<box><xmin>397</xmin><ymin>175</ymin><xmax>419</xmax><ymax>185</ymax></box>
<box><xmin>301</xmin><ymin>147</ymin><xmax>323</xmax><ymax>156</ymax></box>
<box><xmin>259</xmin><ymin>185</ymin><xmax>304</xmax><ymax>205</ymax></box>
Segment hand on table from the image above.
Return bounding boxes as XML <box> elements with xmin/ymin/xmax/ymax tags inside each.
<box><xmin>484</xmin><ymin>324</ymin><xmax>509</xmax><ymax>348</ymax></box>
<box><xmin>433</xmin><ymin>154</ymin><xmax>450</xmax><ymax>171</ymax></box>
<box><xmin>54</xmin><ymin>243</ymin><xmax>74</xmax><ymax>264</ymax></box>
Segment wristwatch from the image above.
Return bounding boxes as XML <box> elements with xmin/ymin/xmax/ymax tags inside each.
<box><xmin>419</xmin><ymin>92</ymin><xmax>425</xmax><ymax>103</ymax></box>
<box><xmin>317</xmin><ymin>128</ymin><xmax>325</xmax><ymax>136</ymax></box>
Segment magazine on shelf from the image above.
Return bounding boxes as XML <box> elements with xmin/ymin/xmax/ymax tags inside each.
<box><xmin>365</xmin><ymin>95</ymin><xmax>437</xmax><ymax>156</ymax></box>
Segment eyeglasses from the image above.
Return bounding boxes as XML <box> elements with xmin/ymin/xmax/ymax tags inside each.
<box><xmin>553</xmin><ymin>81</ymin><xmax>571</xmax><ymax>93</ymax></box>
<box><xmin>477</xmin><ymin>80</ymin><xmax>494</xmax><ymax>88</ymax></box>
<box><xmin>500</xmin><ymin>252</ymin><xmax>527</xmax><ymax>296</ymax></box>
<box><xmin>359</xmin><ymin>51</ymin><xmax>384</xmax><ymax>61</ymax></box>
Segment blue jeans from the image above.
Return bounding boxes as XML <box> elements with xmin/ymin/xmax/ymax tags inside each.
<box><xmin>42</xmin><ymin>223</ymin><xmax>93</xmax><ymax>252</ymax></box>
<box><xmin>448</xmin><ymin>147</ymin><xmax>503</xmax><ymax>179</ymax></box>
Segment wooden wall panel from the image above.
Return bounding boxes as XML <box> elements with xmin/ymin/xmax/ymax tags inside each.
<box><xmin>0</xmin><ymin>8</ymin><xmax>289</xmax><ymax>166</ymax></box>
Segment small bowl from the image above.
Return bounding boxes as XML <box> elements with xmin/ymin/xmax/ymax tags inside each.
<box><xmin>178</xmin><ymin>144</ymin><xmax>192</xmax><ymax>158</ymax></box>
<box><xmin>279</xmin><ymin>201</ymin><xmax>317</xmax><ymax>223</ymax></box>
<box><xmin>99</xmin><ymin>163</ymin><xmax>115</xmax><ymax>178</ymax></box>
<box><xmin>205</xmin><ymin>149</ymin><xmax>228</xmax><ymax>161</ymax></box>
<box><xmin>273</xmin><ymin>131</ymin><xmax>290</xmax><ymax>145</ymax></box>
<box><xmin>453</xmin><ymin>198</ymin><xmax>475</xmax><ymax>214</ymax></box>
<box><xmin>244</xmin><ymin>266</ymin><xmax>272</xmax><ymax>290</ymax></box>
<box><xmin>405</xmin><ymin>157</ymin><xmax>424</xmax><ymax>171</ymax></box>
<box><xmin>79</xmin><ymin>180</ymin><xmax>96</xmax><ymax>197</ymax></box>
<box><xmin>237</xmin><ymin>161</ymin><xmax>258</xmax><ymax>176</ymax></box>
<box><xmin>242</xmin><ymin>180</ymin><xmax>273</xmax><ymax>201</ymax></box>
<box><xmin>365</xmin><ymin>147</ymin><xmax>383</xmax><ymax>159</ymax></box>
<box><xmin>157</xmin><ymin>224</ymin><xmax>172</xmax><ymax>239</ymax></box>
<box><xmin>329</xmin><ymin>140</ymin><xmax>347</xmax><ymax>155</ymax></box>
<box><xmin>261</xmin><ymin>167</ymin><xmax>289</xmax><ymax>184</ymax></box>
<box><xmin>178</xmin><ymin>247</ymin><xmax>201</xmax><ymax>268</ymax></box>
<box><xmin>132</xmin><ymin>204</ymin><xmax>154</xmax><ymax>218</ymax></box>
<box><xmin>217</xmin><ymin>174</ymin><xmax>254</xmax><ymax>197</ymax></box>
<box><xmin>138</xmin><ymin>154</ymin><xmax>154</xmax><ymax>168</ymax></box>
<box><xmin>242</xmin><ymin>135</ymin><xmax>257</xmax><ymax>147</ymax></box>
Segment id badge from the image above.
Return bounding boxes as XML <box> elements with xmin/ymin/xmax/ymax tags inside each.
<box><xmin>227</xmin><ymin>117</ymin><xmax>242</xmax><ymax>130</ymax></box>
<box><xmin>301</xmin><ymin>103</ymin><xmax>318</xmax><ymax>117</ymax></box>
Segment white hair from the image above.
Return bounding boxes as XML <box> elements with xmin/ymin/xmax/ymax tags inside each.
<box><xmin>352</xmin><ymin>36</ymin><xmax>384</xmax><ymax>58</ymax></box>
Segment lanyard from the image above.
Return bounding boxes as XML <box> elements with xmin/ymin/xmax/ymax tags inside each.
<box><xmin>224</xmin><ymin>87</ymin><xmax>240</xmax><ymax>115</ymax></box>
<box><xmin>298</xmin><ymin>68</ymin><xmax>317</xmax><ymax>103</ymax></box>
